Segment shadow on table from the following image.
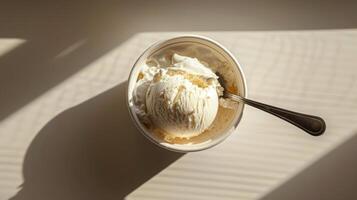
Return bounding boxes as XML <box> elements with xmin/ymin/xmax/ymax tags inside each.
<box><xmin>9</xmin><ymin>81</ymin><xmax>183</xmax><ymax>200</ymax></box>
<box><xmin>260</xmin><ymin>132</ymin><xmax>357</xmax><ymax>200</ymax></box>
<box><xmin>0</xmin><ymin>0</ymin><xmax>134</xmax><ymax>122</ymax></box>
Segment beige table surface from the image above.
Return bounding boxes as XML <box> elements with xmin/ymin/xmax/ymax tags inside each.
<box><xmin>1</xmin><ymin>30</ymin><xmax>357</xmax><ymax>200</ymax></box>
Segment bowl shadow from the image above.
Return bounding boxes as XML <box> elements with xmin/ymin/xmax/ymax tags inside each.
<box><xmin>10</xmin><ymin>81</ymin><xmax>183</xmax><ymax>200</ymax></box>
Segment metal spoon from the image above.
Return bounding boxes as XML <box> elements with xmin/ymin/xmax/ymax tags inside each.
<box><xmin>216</xmin><ymin>73</ymin><xmax>326</xmax><ymax>136</ymax></box>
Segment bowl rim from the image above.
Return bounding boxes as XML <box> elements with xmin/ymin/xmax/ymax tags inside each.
<box><xmin>126</xmin><ymin>34</ymin><xmax>248</xmax><ymax>153</ymax></box>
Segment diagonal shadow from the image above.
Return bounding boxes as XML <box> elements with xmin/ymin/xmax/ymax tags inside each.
<box><xmin>260</xmin><ymin>132</ymin><xmax>357</xmax><ymax>200</ymax></box>
<box><xmin>9</xmin><ymin>81</ymin><xmax>183</xmax><ymax>200</ymax></box>
<box><xmin>1</xmin><ymin>2</ymin><xmax>357</xmax><ymax>198</ymax></box>
<box><xmin>0</xmin><ymin>0</ymin><xmax>133</xmax><ymax>122</ymax></box>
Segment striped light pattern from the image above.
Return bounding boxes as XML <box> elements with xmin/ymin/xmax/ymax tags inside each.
<box><xmin>0</xmin><ymin>31</ymin><xmax>357</xmax><ymax>200</ymax></box>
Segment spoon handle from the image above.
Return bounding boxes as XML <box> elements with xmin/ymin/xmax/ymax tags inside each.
<box><xmin>226</xmin><ymin>93</ymin><xmax>326</xmax><ymax>136</ymax></box>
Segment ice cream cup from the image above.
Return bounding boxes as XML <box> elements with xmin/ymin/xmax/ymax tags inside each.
<box><xmin>127</xmin><ymin>35</ymin><xmax>247</xmax><ymax>152</ymax></box>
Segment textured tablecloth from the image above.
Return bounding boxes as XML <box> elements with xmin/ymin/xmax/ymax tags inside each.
<box><xmin>1</xmin><ymin>30</ymin><xmax>357</xmax><ymax>200</ymax></box>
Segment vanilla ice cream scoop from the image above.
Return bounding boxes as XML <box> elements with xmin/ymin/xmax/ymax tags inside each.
<box><xmin>133</xmin><ymin>54</ymin><xmax>222</xmax><ymax>138</ymax></box>
<box><xmin>146</xmin><ymin>69</ymin><xmax>219</xmax><ymax>138</ymax></box>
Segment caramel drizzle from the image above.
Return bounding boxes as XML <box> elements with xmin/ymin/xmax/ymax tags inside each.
<box><xmin>166</xmin><ymin>69</ymin><xmax>211</xmax><ymax>88</ymax></box>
